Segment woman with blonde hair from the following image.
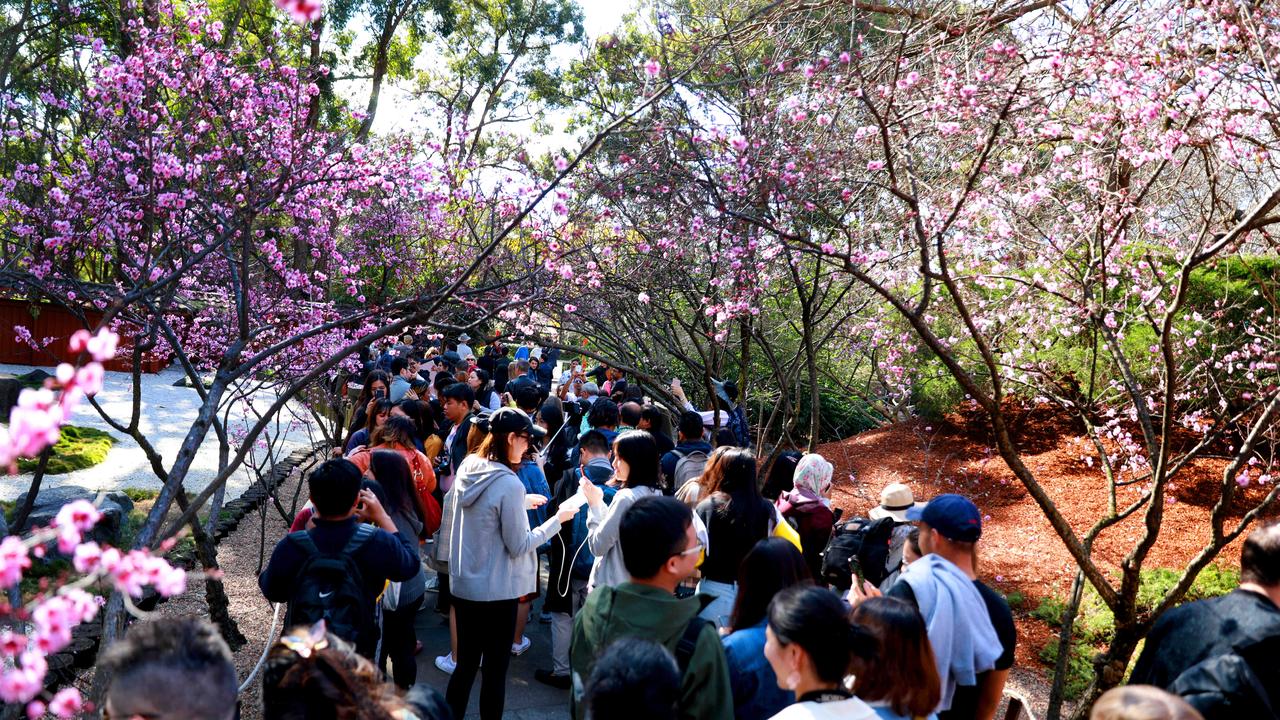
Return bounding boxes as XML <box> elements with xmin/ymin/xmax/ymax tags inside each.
<box><xmin>1090</xmin><ymin>687</ymin><xmax>1203</xmax><ymax>720</ymax></box>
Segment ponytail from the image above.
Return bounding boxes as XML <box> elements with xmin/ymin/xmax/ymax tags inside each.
<box><xmin>767</xmin><ymin>585</ymin><xmax>873</xmax><ymax>684</ymax></box>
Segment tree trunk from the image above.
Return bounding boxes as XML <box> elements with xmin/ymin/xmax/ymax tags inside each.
<box><xmin>1070</xmin><ymin>624</ymin><xmax>1144</xmax><ymax>719</ymax></box>
<box><xmin>175</xmin><ymin>491</ymin><xmax>246</xmax><ymax>649</ymax></box>
<box><xmin>1046</xmin><ymin>570</ymin><xmax>1086</xmax><ymax>719</ymax></box>
<box><xmin>10</xmin><ymin>447</ymin><xmax>51</xmax><ymax>531</ymax></box>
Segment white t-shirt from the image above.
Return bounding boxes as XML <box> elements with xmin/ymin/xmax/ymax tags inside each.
<box><xmin>770</xmin><ymin>697</ymin><xmax>877</xmax><ymax>720</ymax></box>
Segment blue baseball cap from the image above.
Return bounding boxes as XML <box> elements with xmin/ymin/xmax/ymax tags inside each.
<box><xmin>907</xmin><ymin>494</ymin><xmax>982</xmax><ymax>542</ymax></box>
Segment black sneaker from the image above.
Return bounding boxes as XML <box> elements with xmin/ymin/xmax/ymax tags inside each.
<box><xmin>534</xmin><ymin>669</ymin><xmax>571</xmax><ymax>690</ymax></box>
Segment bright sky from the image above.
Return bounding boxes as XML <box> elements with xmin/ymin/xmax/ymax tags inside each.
<box><xmin>344</xmin><ymin>1</ymin><xmax>636</xmax><ymax>151</ymax></box>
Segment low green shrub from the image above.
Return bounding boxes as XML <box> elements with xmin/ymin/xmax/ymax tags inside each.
<box><xmin>16</xmin><ymin>426</ymin><xmax>115</xmax><ymax>475</ymax></box>
<box><xmin>1040</xmin><ymin>639</ymin><xmax>1096</xmax><ymax>700</ymax></box>
<box><xmin>1034</xmin><ymin>565</ymin><xmax>1240</xmax><ymax>693</ymax></box>
<box><xmin>120</xmin><ymin>488</ymin><xmax>160</xmax><ymax>503</ymax></box>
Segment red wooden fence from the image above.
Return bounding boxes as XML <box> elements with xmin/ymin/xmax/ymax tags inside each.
<box><xmin>0</xmin><ymin>298</ymin><xmax>170</xmax><ymax>373</ymax></box>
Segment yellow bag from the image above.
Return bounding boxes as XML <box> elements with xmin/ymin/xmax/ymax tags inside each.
<box><xmin>772</xmin><ymin>505</ymin><xmax>803</xmax><ymax>552</ymax></box>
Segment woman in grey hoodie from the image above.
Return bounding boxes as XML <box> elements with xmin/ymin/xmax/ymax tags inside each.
<box><xmin>444</xmin><ymin>408</ymin><xmax>579</xmax><ymax>720</ymax></box>
<box><xmin>581</xmin><ymin>430</ymin><xmax>665</xmax><ymax>593</ymax></box>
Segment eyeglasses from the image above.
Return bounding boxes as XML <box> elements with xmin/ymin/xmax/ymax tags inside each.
<box><xmin>673</xmin><ymin>542</ymin><xmax>704</xmax><ymax>558</ymax></box>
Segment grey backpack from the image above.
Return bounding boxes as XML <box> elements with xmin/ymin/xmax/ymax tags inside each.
<box><xmin>672</xmin><ymin>449</ymin><xmax>709</xmax><ymax>499</ymax></box>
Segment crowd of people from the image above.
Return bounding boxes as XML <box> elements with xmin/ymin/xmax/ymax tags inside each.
<box><xmin>92</xmin><ymin>332</ymin><xmax>1280</xmax><ymax>720</ymax></box>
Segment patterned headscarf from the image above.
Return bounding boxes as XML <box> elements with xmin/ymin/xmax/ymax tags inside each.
<box><xmin>791</xmin><ymin>453</ymin><xmax>834</xmax><ymax>504</ymax></box>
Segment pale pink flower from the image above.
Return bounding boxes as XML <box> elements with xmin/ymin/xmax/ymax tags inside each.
<box><xmin>0</xmin><ymin>536</ymin><xmax>31</xmax><ymax>588</ymax></box>
<box><xmin>276</xmin><ymin>0</ymin><xmax>322</xmax><ymax>24</ymax></box>
<box><xmin>638</xmin><ymin>292</ymin><xmax>650</xmax><ymax>304</ymax></box>
<box><xmin>73</xmin><ymin>542</ymin><xmax>103</xmax><ymax>574</ymax></box>
<box><xmin>84</xmin><ymin>328</ymin><xmax>119</xmax><ymax>362</ymax></box>
<box><xmin>55</xmin><ymin>500</ymin><xmax>101</xmax><ymax>533</ymax></box>
<box><xmin>866</xmin><ymin>160</ymin><xmax>885</xmax><ymax>171</ymax></box>
<box><xmin>644</xmin><ymin>59</ymin><xmax>661</xmax><ymax>78</ymax></box>
<box><xmin>564</xmin><ymin>304</ymin><xmax>577</xmax><ymax>313</ymax></box>
<box><xmin>75</xmin><ymin>363</ymin><xmax>105</xmax><ymax>396</ymax></box>
<box><xmin>48</xmin><ymin>688</ymin><xmax>83</xmax><ymax>718</ymax></box>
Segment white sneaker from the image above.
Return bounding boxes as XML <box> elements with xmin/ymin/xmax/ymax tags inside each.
<box><xmin>434</xmin><ymin>653</ymin><xmax>456</xmax><ymax>674</ymax></box>
<box><xmin>511</xmin><ymin>636</ymin><xmax>531</xmax><ymax>656</ymax></box>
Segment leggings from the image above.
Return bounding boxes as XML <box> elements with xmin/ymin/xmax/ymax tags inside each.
<box><xmin>379</xmin><ymin>596</ymin><xmax>421</xmax><ymax>689</ymax></box>
<box><xmin>446</xmin><ymin>597</ymin><xmax>519</xmax><ymax>720</ymax></box>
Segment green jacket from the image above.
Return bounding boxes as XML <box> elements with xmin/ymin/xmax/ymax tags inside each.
<box><xmin>571</xmin><ymin>582</ymin><xmax>733</xmax><ymax>720</ymax></box>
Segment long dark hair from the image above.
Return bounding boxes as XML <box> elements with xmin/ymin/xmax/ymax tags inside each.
<box><xmin>354</xmin><ymin>370</ymin><xmax>392</xmax><ymax>409</ymax></box>
<box><xmin>850</xmin><ymin>597</ymin><xmax>941</xmax><ymax>717</ymax></box>
<box><xmin>347</xmin><ymin>370</ymin><xmax>393</xmax><ymax>439</ymax></box>
<box><xmin>613</xmin><ymin>430</ymin><xmax>661</xmax><ymax>489</ymax></box>
<box><xmin>768</xmin><ymin>585</ymin><xmax>876</xmax><ymax>685</ymax></box>
<box><xmin>395</xmin><ymin>399</ymin><xmax>436</xmax><ymax>440</ymax></box>
<box><xmin>761</xmin><ymin>451</ymin><xmax>802</xmax><ymax>501</ymax></box>
<box><xmin>730</xmin><ymin>538</ymin><xmax>811</xmax><ymax>633</ymax></box>
<box><xmin>702</xmin><ymin>447</ymin><xmax>769</xmax><ymax>535</ymax></box>
<box><xmin>368</xmin><ymin>450</ymin><xmax>426</xmax><ymax>528</ymax></box>
<box><xmin>370</xmin><ymin>415</ymin><xmax>417</xmax><ymax>450</ymax></box>
<box><xmin>362</xmin><ymin>399</ymin><xmax>394</xmax><ymax>437</ymax></box>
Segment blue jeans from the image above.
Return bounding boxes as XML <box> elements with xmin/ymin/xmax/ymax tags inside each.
<box><xmin>696</xmin><ymin>578</ymin><xmax>738</xmax><ymax>629</ymax></box>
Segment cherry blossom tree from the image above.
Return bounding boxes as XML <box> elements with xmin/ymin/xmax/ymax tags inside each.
<box><xmin>0</xmin><ymin>330</ymin><xmax>189</xmax><ymax>718</ymax></box>
<box><xmin>579</xmin><ymin>0</ymin><xmax>1280</xmax><ymax>711</ymax></box>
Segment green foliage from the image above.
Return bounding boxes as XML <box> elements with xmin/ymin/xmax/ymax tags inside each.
<box><xmin>1185</xmin><ymin>255</ymin><xmax>1280</xmax><ymax>325</ymax></box>
<box><xmin>120</xmin><ymin>488</ymin><xmax>160</xmax><ymax>503</ymax></box>
<box><xmin>913</xmin><ymin>370</ymin><xmax>966</xmax><ymax>419</ymax></box>
<box><xmin>1034</xmin><ymin>565</ymin><xmax>1240</xmax><ymax>693</ymax></box>
<box><xmin>16</xmin><ymin>426</ymin><xmax>115</xmax><ymax>475</ymax></box>
<box><xmin>1040</xmin><ymin>639</ymin><xmax>1095</xmax><ymax>701</ymax></box>
<box><xmin>795</xmin><ymin>390</ymin><xmax>882</xmax><ymax>443</ymax></box>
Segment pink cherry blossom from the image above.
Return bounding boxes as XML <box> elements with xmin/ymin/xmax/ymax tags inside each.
<box><xmin>644</xmin><ymin>59</ymin><xmax>661</xmax><ymax>78</ymax></box>
<box><xmin>0</xmin><ymin>537</ymin><xmax>31</xmax><ymax>588</ymax></box>
<box><xmin>48</xmin><ymin>688</ymin><xmax>84</xmax><ymax>718</ymax></box>
<box><xmin>275</xmin><ymin>0</ymin><xmax>322</xmax><ymax>23</ymax></box>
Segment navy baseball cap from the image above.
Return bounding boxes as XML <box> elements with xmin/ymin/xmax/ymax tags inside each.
<box><xmin>907</xmin><ymin>494</ymin><xmax>982</xmax><ymax>542</ymax></box>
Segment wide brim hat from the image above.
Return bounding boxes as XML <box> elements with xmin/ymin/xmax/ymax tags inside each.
<box><xmin>869</xmin><ymin>482</ymin><xmax>927</xmax><ymax>522</ymax></box>
<box><xmin>458</xmin><ymin>333</ymin><xmax>472</xmax><ymax>342</ymax></box>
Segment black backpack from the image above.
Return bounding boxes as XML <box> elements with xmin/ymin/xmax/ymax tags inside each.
<box><xmin>284</xmin><ymin>525</ymin><xmax>376</xmax><ymax>648</ymax></box>
<box><xmin>820</xmin><ymin>516</ymin><xmax>899</xmax><ymax>591</ymax></box>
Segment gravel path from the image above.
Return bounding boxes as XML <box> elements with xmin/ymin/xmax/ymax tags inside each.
<box><xmin>1</xmin><ymin>363</ymin><xmax>321</xmax><ymax>502</ymax></box>
<box><xmin>153</xmin><ymin>450</ymin><xmax>324</xmax><ymax>718</ymax></box>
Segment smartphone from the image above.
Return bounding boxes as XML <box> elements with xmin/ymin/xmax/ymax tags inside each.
<box><xmin>849</xmin><ymin>556</ymin><xmax>865</xmax><ymax>590</ymax></box>
<box><xmin>373</xmin><ymin>388</ymin><xmax>386</xmax><ymax>399</ymax></box>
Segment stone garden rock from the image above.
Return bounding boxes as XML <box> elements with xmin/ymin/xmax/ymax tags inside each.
<box><xmin>12</xmin><ymin>485</ymin><xmax>134</xmax><ymax>542</ymax></box>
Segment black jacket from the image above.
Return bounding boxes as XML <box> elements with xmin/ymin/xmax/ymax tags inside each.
<box><xmin>1131</xmin><ymin>589</ymin><xmax>1280</xmax><ymax>718</ymax></box>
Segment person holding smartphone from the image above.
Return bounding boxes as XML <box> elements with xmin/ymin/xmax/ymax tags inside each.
<box><xmin>445</xmin><ymin>409</ymin><xmax>579</xmax><ymax>720</ymax></box>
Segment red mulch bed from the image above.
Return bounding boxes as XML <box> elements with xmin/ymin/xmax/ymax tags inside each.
<box><xmin>817</xmin><ymin>402</ymin><xmax>1279</xmax><ymax>676</ymax></box>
